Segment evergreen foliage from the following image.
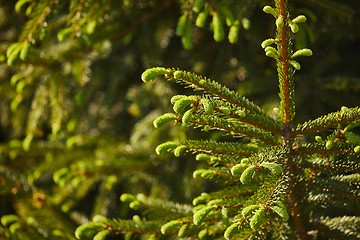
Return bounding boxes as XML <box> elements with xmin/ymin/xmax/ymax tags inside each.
<box><xmin>0</xmin><ymin>0</ymin><xmax>359</xmax><ymax>240</ymax></box>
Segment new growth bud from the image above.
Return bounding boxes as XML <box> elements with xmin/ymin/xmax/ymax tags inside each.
<box><xmin>141</xmin><ymin>67</ymin><xmax>167</xmax><ymax>82</ymax></box>
<box><xmin>290</xmin><ymin>60</ymin><xmax>301</xmax><ymax>70</ymax></box>
<box><xmin>263</xmin><ymin>6</ymin><xmax>277</xmax><ymax>17</ymax></box>
<box><xmin>265</xmin><ymin>46</ymin><xmax>278</xmax><ymax>58</ymax></box>
<box><xmin>276</xmin><ymin>17</ymin><xmax>284</xmax><ymax>28</ymax></box>
<box><xmin>289</xmin><ymin>22</ymin><xmax>299</xmax><ymax>33</ymax></box>
<box><xmin>261</xmin><ymin>38</ymin><xmax>276</xmax><ymax>49</ymax></box>
<box><xmin>292</xmin><ymin>15</ymin><xmax>307</xmax><ymax>23</ymax></box>
<box><xmin>292</xmin><ymin>48</ymin><xmax>313</xmax><ymax>58</ymax></box>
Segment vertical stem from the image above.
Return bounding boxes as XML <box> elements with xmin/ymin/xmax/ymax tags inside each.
<box><xmin>275</xmin><ymin>0</ymin><xmax>294</xmax><ymax>128</ymax></box>
<box><xmin>275</xmin><ymin>0</ymin><xmax>308</xmax><ymax>239</ymax></box>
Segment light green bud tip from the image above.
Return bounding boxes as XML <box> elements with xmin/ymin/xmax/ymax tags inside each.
<box><xmin>270</xmin><ymin>204</ymin><xmax>289</xmax><ymax>221</ymax></box>
<box><xmin>173</xmin><ymin>70</ymin><xmax>183</xmax><ymax>79</ymax></box>
<box><xmin>207</xmin><ymin>199</ymin><xmax>223</xmax><ymax>206</ymax></box>
<box><xmin>132</xmin><ymin>215</ymin><xmax>142</xmax><ymax>223</ymax></box>
<box><xmin>192</xmin><ymin>195</ymin><xmax>207</xmax><ymax>205</ymax></box>
<box><xmin>75</xmin><ymin>222</ymin><xmax>103</xmax><ymax>240</ymax></box>
<box><xmin>141</xmin><ymin>67</ymin><xmax>167</xmax><ymax>82</ymax></box>
<box><xmin>173</xmin><ymin>97</ymin><xmax>194</xmax><ymax>113</ymax></box>
<box><xmin>265</xmin><ymin>46</ymin><xmax>278</xmax><ymax>58</ymax></box>
<box><xmin>200</xmin><ymin>169</ymin><xmax>216</xmax><ymax>178</ymax></box>
<box><xmin>161</xmin><ymin>220</ymin><xmax>181</xmax><ymax>234</ymax></box>
<box><xmin>240</xmin><ymin>165</ymin><xmax>256</xmax><ymax>184</ymax></box>
<box><xmin>53</xmin><ymin>167</ymin><xmax>68</xmax><ymax>184</ymax></box>
<box><xmin>341</xmin><ymin>106</ymin><xmax>348</xmax><ymax>112</ymax></box>
<box><xmin>155</xmin><ymin>141</ymin><xmax>178</xmax><ymax>155</ymax></box>
<box><xmin>292</xmin><ymin>48</ymin><xmax>313</xmax><ymax>58</ymax></box>
<box><xmin>153</xmin><ymin>113</ymin><xmax>177</xmax><ymax>128</ymax></box>
<box><xmin>196</xmin><ymin>10</ymin><xmax>208</xmax><ymax>28</ymax></box>
<box><xmin>263</xmin><ymin>6</ymin><xmax>277</xmax><ymax>17</ymax></box>
<box><xmin>250</xmin><ymin>208</ymin><xmax>265</xmax><ymax>230</ymax></box>
<box><xmin>193</xmin><ymin>206</ymin><xmax>212</xmax><ymax>225</ymax></box>
<box><xmin>276</xmin><ymin>17</ymin><xmax>284</xmax><ymax>28</ymax></box>
<box><xmin>176</xmin><ymin>14</ymin><xmax>189</xmax><ymax>36</ymax></box>
<box><xmin>219</xmin><ymin>106</ymin><xmax>231</xmax><ymax>115</ymax></box>
<box><xmin>224</xmin><ymin>222</ymin><xmax>239</xmax><ymax>240</ymax></box>
<box><xmin>325</xmin><ymin>140</ymin><xmax>334</xmax><ymax>149</ymax></box>
<box><xmin>9</xmin><ymin>222</ymin><xmax>21</xmax><ymax>234</ymax></box>
<box><xmin>93</xmin><ymin>230</ymin><xmax>110</xmax><ymax>240</ymax></box>
<box><xmin>174</xmin><ymin>145</ymin><xmax>187</xmax><ymax>157</ymax></box>
<box><xmin>242</xmin><ymin>18</ymin><xmax>250</xmax><ymax>30</ymax></box>
<box><xmin>261</xmin><ymin>162</ymin><xmax>283</xmax><ymax>175</ymax></box>
<box><xmin>222</xmin><ymin>207</ymin><xmax>229</xmax><ymax>218</ymax></box>
<box><xmin>129</xmin><ymin>200</ymin><xmax>142</xmax><ymax>209</ymax></box>
<box><xmin>290</xmin><ymin>60</ymin><xmax>301</xmax><ymax>70</ymax></box>
<box><xmin>228</xmin><ymin>23</ymin><xmax>240</xmax><ymax>44</ymax></box>
<box><xmin>289</xmin><ymin>22</ymin><xmax>299</xmax><ymax>33</ymax></box>
<box><xmin>192</xmin><ymin>0</ymin><xmax>206</xmax><ymax>13</ymax></box>
<box><xmin>354</xmin><ymin>146</ymin><xmax>360</xmax><ymax>153</ymax></box>
<box><xmin>236</xmin><ymin>109</ymin><xmax>246</xmax><ymax>117</ymax></box>
<box><xmin>230</xmin><ymin>163</ymin><xmax>248</xmax><ymax>176</ymax></box>
<box><xmin>198</xmin><ymin>229</ymin><xmax>208</xmax><ymax>239</ymax></box>
<box><xmin>1</xmin><ymin>215</ymin><xmax>19</xmax><ymax>227</ymax></box>
<box><xmin>241</xmin><ymin>158</ymin><xmax>250</xmax><ymax>164</ymax></box>
<box><xmin>315</xmin><ymin>136</ymin><xmax>323</xmax><ymax>143</ymax></box>
<box><xmin>120</xmin><ymin>193</ymin><xmax>135</xmax><ymax>202</ymax></box>
<box><xmin>273</xmin><ymin>107</ymin><xmax>280</xmax><ymax>115</ymax></box>
<box><xmin>171</xmin><ymin>95</ymin><xmax>186</xmax><ymax>104</ymax></box>
<box><xmin>178</xmin><ymin>224</ymin><xmax>190</xmax><ymax>237</ymax></box>
<box><xmin>196</xmin><ymin>153</ymin><xmax>211</xmax><ymax>161</ymax></box>
<box><xmin>201</xmin><ymin>98</ymin><xmax>214</xmax><ymax>114</ymax></box>
<box><xmin>213</xmin><ymin>13</ymin><xmax>225</xmax><ymax>42</ymax></box>
<box><xmin>193</xmin><ymin>169</ymin><xmax>205</xmax><ymax>178</ymax></box>
<box><xmin>92</xmin><ymin>215</ymin><xmax>108</xmax><ymax>223</ymax></box>
<box><xmin>241</xmin><ymin>204</ymin><xmax>260</xmax><ymax>218</ymax></box>
<box><xmin>292</xmin><ymin>15</ymin><xmax>307</xmax><ymax>23</ymax></box>
<box><xmin>182</xmin><ymin>108</ymin><xmax>195</xmax><ymax>126</ymax></box>
<box><xmin>261</xmin><ymin>38</ymin><xmax>276</xmax><ymax>49</ymax></box>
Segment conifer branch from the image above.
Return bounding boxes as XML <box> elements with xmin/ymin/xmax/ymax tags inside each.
<box><xmin>171</xmin><ymin>69</ymin><xmax>264</xmax><ymax>115</ymax></box>
<box><xmin>294</xmin><ymin>143</ymin><xmax>354</xmax><ymax>156</ymax></box>
<box><xmin>76</xmin><ymin>218</ymin><xmax>163</xmax><ymax>239</ymax></box>
<box><xmin>195</xmin><ymin>96</ymin><xmax>283</xmax><ymax>134</ymax></box>
<box><xmin>226</xmin><ymin>110</ymin><xmax>282</xmax><ymax>135</ymax></box>
<box><xmin>312</xmin><ymin>178</ymin><xmax>360</xmax><ymax>201</ymax></box>
<box><xmin>207</xmin><ymin>97</ymin><xmax>282</xmax><ymax>134</ymax></box>
<box><xmin>193</xmin><ymin>167</ymin><xmax>237</xmax><ymax>181</ymax></box>
<box><xmin>318</xmin><ymin>216</ymin><xmax>360</xmax><ymax>239</ymax></box>
<box><xmin>19</xmin><ymin>0</ymin><xmax>55</xmax><ymax>43</ymax></box>
<box><xmin>6</xmin><ymin>0</ymin><xmax>57</xmax><ymax>66</ymax></box>
<box><xmin>6</xmin><ymin>0</ymin><xmax>55</xmax><ymax>65</ymax></box>
<box><xmin>298</xmin><ymin>161</ymin><xmax>359</xmax><ymax>174</ymax></box>
<box><xmin>121</xmin><ymin>193</ymin><xmax>193</xmax><ymax>219</ymax></box>
<box><xmin>309</xmin><ymin>154</ymin><xmax>359</xmax><ymax>172</ymax></box>
<box><xmin>185</xmin><ymin>113</ymin><xmax>280</xmax><ymax>145</ymax></box>
<box><xmin>142</xmin><ymin>68</ymin><xmax>270</xmax><ymax>118</ymax></box>
<box><xmin>193</xmin><ymin>185</ymin><xmax>259</xmax><ymax>207</ymax></box>
<box><xmin>295</xmin><ymin>107</ymin><xmax>360</xmax><ymax>134</ymax></box>
<box><xmin>181</xmin><ymin>139</ymin><xmax>258</xmax><ymax>157</ymax></box>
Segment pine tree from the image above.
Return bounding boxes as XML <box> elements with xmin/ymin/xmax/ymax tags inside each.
<box><xmin>0</xmin><ymin>0</ymin><xmax>359</xmax><ymax>240</ymax></box>
<box><xmin>76</xmin><ymin>1</ymin><xmax>360</xmax><ymax>239</ymax></box>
